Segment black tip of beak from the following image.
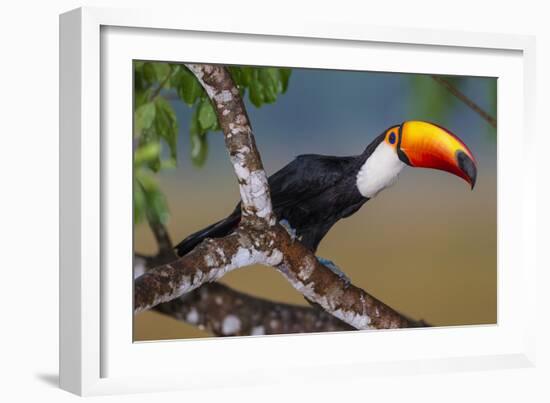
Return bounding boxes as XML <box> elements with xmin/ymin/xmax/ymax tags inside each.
<box><xmin>457</xmin><ymin>151</ymin><xmax>477</xmax><ymax>189</ymax></box>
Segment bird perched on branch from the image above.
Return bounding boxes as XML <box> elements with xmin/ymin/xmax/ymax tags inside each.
<box><xmin>175</xmin><ymin>121</ymin><xmax>477</xmax><ymax>261</ymax></box>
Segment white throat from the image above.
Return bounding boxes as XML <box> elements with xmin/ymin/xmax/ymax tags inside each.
<box><xmin>356</xmin><ymin>142</ymin><xmax>406</xmax><ymax>198</ymax></box>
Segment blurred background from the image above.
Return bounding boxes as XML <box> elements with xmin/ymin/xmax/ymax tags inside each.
<box><xmin>133</xmin><ymin>65</ymin><xmax>497</xmax><ymax>341</ymax></box>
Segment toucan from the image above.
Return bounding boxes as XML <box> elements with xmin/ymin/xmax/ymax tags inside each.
<box><xmin>175</xmin><ymin>121</ymin><xmax>477</xmax><ymax>257</ymax></box>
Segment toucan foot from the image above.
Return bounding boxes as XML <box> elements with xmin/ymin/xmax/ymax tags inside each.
<box><xmin>316</xmin><ymin>257</ymin><xmax>351</xmax><ymax>286</ymax></box>
<box><xmin>279</xmin><ymin>219</ymin><xmax>297</xmax><ymax>241</ymax></box>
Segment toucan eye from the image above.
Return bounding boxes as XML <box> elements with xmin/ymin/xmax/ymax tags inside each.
<box><xmin>388</xmin><ymin>132</ymin><xmax>396</xmax><ymax>144</ymax></box>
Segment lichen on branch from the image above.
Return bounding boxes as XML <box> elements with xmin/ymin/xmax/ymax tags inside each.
<box><xmin>155</xmin><ymin>283</ymin><xmax>354</xmax><ymax>336</ymax></box>
<box><xmin>134</xmin><ymin>228</ymin><xmax>282</xmax><ymax>313</ymax></box>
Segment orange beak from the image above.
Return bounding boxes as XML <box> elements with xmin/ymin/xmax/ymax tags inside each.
<box><xmin>397</xmin><ymin>121</ymin><xmax>477</xmax><ymax>189</ymax></box>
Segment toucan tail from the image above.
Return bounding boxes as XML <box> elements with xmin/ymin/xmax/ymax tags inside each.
<box><xmin>174</xmin><ymin>210</ymin><xmax>241</xmax><ymax>257</ymax></box>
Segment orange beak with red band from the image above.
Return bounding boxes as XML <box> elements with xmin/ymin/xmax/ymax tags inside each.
<box><xmin>392</xmin><ymin>121</ymin><xmax>477</xmax><ymax>189</ymax></box>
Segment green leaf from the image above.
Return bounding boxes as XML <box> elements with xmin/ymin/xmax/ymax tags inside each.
<box><xmin>188</xmin><ymin>106</ymin><xmax>208</xmax><ymax>166</ymax></box>
<box><xmin>154</xmin><ymin>97</ymin><xmax>178</xmax><ymax>161</ymax></box>
<box><xmin>190</xmin><ymin>105</ymin><xmax>201</xmax><ymax>136</ymax></box>
<box><xmin>279</xmin><ymin>68</ymin><xmax>291</xmax><ymax>93</ymax></box>
<box><xmin>249</xmin><ymin>79</ymin><xmax>264</xmax><ymax>107</ymax></box>
<box><xmin>153</xmin><ymin>63</ymin><xmax>170</xmax><ymax>81</ymax></box>
<box><xmin>228</xmin><ymin>66</ymin><xmax>243</xmax><ymax>87</ymax></box>
<box><xmin>134</xmin><ymin>88</ymin><xmax>152</xmax><ymax>109</ymax></box>
<box><xmin>145</xmin><ymin>187</ymin><xmax>170</xmax><ymax>224</ymax></box>
<box><xmin>259</xmin><ymin>69</ymin><xmax>278</xmax><ymax>103</ymax></box>
<box><xmin>134</xmin><ymin>142</ymin><xmax>160</xmax><ymax>166</ymax></box>
<box><xmin>134</xmin><ymin>102</ymin><xmax>156</xmax><ymax>135</ymax></box>
<box><xmin>135</xmin><ymin>170</ymin><xmax>170</xmax><ymax>225</ymax></box>
<box><xmin>239</xmin><ymin>67</ymin><xmax>254</xmax><ymax>86</ymax></box>
<box><xmin>177</xmin><ymin>69</ymin><xmax>203</xmax><ymax>106</ymax></box>
<box><xmin>135</xmin><ymin>169</ymin><xmax>156</xmax><ymax>191</ymax></box>
<box><xmin>198</xmin><ymin>99</ymin><xmax>217</xmax><ymax>130</ymax></box>
<box><xmin>190</xmin><ymin>129</ymin><xmax>209</xmax><ymax>166</ymax></box>
<box><xmin>260</xmin><ymin>68</ymin><xmax>278</xmax><ymax>87</ymax></box>
<box><xmin>134</xmin><ymin>63</ymin><xmax>148</xmax><ymax>92</ymax></box>
<box><xmin>167</xmin><ymin>64</ymin><xmax>182</xmax><ymax>87</ymax></box>
<box><xmin>226</xmin><ymin>67</ymin><xmax>293</xmax><ymax>107</ymax></box>
<box><xmin>142</xmin><ymin>63</ymin><xmax>157</xmax><ymax>84</ymax></box>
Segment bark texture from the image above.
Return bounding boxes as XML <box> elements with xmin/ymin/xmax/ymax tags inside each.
<box><xmin>155</xmin><ymin>283</ymin><xmax>354</xmax><ymax>336</ymax></box>
<box><xmin>135</xmin><ymin>222</ymin><xmax>358</xmax><ymax>335</ymax></box>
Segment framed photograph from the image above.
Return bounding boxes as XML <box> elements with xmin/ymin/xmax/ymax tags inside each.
<box><xmin>59</xmin><ymin>6</ymin><xmax>536</xmax><ymax>396</ymax></box>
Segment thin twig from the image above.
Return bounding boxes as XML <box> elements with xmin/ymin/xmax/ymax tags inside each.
<box><xmin>431</xmin><ymin>75</ymin><xmax>497</xmax><ymax>128</ymax></box>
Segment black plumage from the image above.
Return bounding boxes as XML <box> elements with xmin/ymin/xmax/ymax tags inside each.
<box><xmin>175</xmin><ymin>132</ymin><xmax>386</xmax><ymax>257</ymax></box>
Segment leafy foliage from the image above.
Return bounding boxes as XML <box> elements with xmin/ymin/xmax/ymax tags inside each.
<box><xmin>228</xmin><ymin>66</ymin><xmax>291</xmax><ymax>107</ymax></box>
<box><xmin>133</xmin><ymin>62</ymin><xmax>292</xmax><ymax>225</ymax></box>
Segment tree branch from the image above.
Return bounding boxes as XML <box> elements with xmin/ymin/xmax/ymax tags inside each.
<box><xmin>134</xmin><ymin>64</ymin><xmax>421</xmax><ymax>330</ymax></box>
<box><xmin>431</xmin><ymin>75</ymin><xmax>497</xmax><ymax>128</ymax></box>
<box><xmin>137</xmin><ymin>218</ymin><xmax>354</xmax><ymax>335</ymax></box>
<box><xmin>185</xmin><ymin>64</ymin><xmax>276</xmax><ymax>227</ymax></box>
<box><xmin>135</xmin><ymin>227</ymin><xmax>282</xmax><ymax>312</ymax></box>
<box><xmin>155</xmin><ymin>282</ymin><xmax>354</xmax><ymax>336</ymax></box>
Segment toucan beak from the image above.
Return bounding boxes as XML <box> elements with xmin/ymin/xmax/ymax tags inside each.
<box><xmin>397</xmin><ymin>121</ymin><xmax>477</xmax><ymax>189</ymax></box>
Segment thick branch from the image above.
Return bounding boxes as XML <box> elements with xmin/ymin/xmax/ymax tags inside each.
<box><xmin>155</xmin><ymin>283</ymin><xmax>353</xmax><ymax>336</ymax></box>
<box><xmin>135</xmin><ymin>223</ymin><xmax>417</xmax><ymax>328</ymax></box>
<box><xmin>185</xmin><ymin>64</ymin><xmax>276</xmax><ymax>227</ymax></box>
<box><xmin>136</xmin><ymin>250</ymin><xmax>354</xmax><ymax>335</ymax></box>
<box><xmin>271</xmin><ymin>227</ymin><xmax>415</xmax><ymax>329</ymax></box>
<box><xmin>431</xmin><ymin>75</ymin><xmax>497</xmax><ymax>128</ymax></box>
<box><xmin>138</xmin><ymin>219</ymin><xmax>353</xmax><ymax>335</ymax></box>
<box><xmin>134</xmin><ymin>227</ymin><xmax>282</xmax><ymax>313</ymax></box>
<box><xmin>277</xmin><ymin>227</ymin><xmax>415</xmax><ymax>329</ymax></box>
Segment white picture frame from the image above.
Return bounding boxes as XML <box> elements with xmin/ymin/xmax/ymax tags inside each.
<box><xmin>59</xmin><ymin>6</ymin><xmax>537</xmax><ymax>396</ymax></box>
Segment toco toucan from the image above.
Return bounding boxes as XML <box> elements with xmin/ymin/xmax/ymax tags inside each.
<box><xmin>175</xmin><ymin>121</ymin><xmax>477</xmax><ymax>257</ymax></box>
